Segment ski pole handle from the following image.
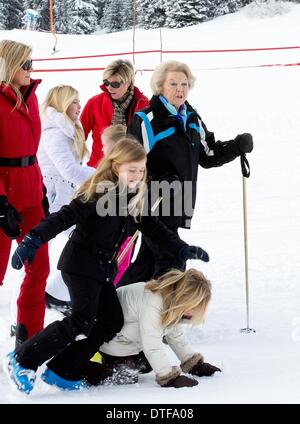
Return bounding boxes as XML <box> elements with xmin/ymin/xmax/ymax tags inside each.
<box><xmin>240</xmin><ymin>154</ymin><xmax>250</xmax><ymax>178</ymax></box>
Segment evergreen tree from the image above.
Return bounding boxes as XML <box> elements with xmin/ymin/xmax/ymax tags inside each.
<box><xmin>6</xmin><ymin>0</ymin><xmax>24</xmax><ymax>30</ymax></box>
<box><xmin>28</xmin><ymin>0</ymin><xmax>50</xmax><ymax>31</ymax></box>
<box><xmin>95</xmin><ymin>0</ymin><xmax>107</xmax><ymax>28</ymax></box>
<box><xmin>212</xmin><ymin>1</ymin><xmax>247</xmax><ymax>18</ymax></box>
<box><xmin>53</xmin><ymin>0</ymin><xmax>69</xmax><ymax>34</ymax></box>
<box><xmin>136</xmin><ymin>0</ymin><xmax>166</xmax><ymax>29</ymax></box>
<box><xmin>0</xmin><ymin>1</ymin><xmax>8</xmax><ymax>30</ymax></box>
<box><xmin>65</xmin><ymin>0</ymin><xmax>98</xmax><ymax>35</ymax></box>
<box><xmin>101</xmin><ymin>0</ymin><xmax>125</xmax><ymax>33</ymax></box>
<box><xmin>122</xmin><ymin>0</ymin><xmax>133</xmax><ymax>31</ymax></box>
<box><xmin>165</xmin><ymin>0</ymin><xmax>209</xmax><ymax>29</ymax></box>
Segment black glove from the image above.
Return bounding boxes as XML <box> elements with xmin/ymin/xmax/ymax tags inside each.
<box><xmin>164</xmin><ymin>375</ymin><xmax>198</xmax><ymax>388</ymax></box>
<box><xmin>0</xmin><ymin>195</ymin><xmax>22</xmax><ymax>239</ymax></box>
<box><xmin>11</xmin><ymin>231</ymin><xmax>43</xmax><ymax>269</ymax></box>
<box><xmin>190</xmin><ymin>360</ymin><xmax>221</xmax><ymax>377</ymax></box>
<box><xmin>42</xmin><ymin>185</ymin><xmax>50</xmax><ymax>217</ymax></box>
<box><xmin>232</xmin><ymin>133</ymin><xmax>253</xmax><ymax>155</ymax></box>
<box><xmin>179</xmin><ymin>245</ymin><xmax>209</xmax><ymax>263</ymax></box>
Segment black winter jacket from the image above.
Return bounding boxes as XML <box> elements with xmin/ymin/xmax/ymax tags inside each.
<box><xmin>128</xmin><ymin>95</ymin><xmax>239</xmax><ymax>228</ymax></box>
<box><xmin>32</xmin><ymin>196</ymin><xmax>187</xmax><ymax>281</ymax></box>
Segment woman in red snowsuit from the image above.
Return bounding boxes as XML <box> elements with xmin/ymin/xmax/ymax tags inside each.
<box><xmin>0</xmin><ymin>40</ymin><xmax>49</xmax><ymax>344</ymax></box>
<box><xmin>80</xmin><ymin>59</ymin><xmax>149</xmax><ymax>168</ymax></box>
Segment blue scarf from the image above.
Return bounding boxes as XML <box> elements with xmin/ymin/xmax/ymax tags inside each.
<box><xmin>159</xmin><ymin>95</ymin><xmax>187</xmax><ymax>129</ymax></box>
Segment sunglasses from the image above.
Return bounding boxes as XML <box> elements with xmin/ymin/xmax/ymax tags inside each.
<box><xmin>103</xmin><ymin>79</ymin><xmax>122</xmax><ymax>89</ymax></box>
<box><xmin>21</xmin><ymin>59</ymin><xmax>33</xmax><ymax>71</ymax></box>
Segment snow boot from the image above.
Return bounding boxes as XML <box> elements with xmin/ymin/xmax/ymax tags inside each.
<box><xmin>6</xmin><ymin>351</ymin><xmax>36</xmax><ymax>394</ymax></box>
<box><xmin>41</xmin><ymin>367</ymin><xmax>86</xmax><ymax>391</ymax></box>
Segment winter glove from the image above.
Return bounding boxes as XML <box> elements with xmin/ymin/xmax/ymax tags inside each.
<box><xmin>190</xmin><ymin>360</ymin><xmax>221</xmax><ymax>377</ymax></box>
<box><xmin>42</xmin><ymin>184</ymin><xmax>50</xmax><ymax>217</ymax></box>
<box><xmin>179</xmin><ymin>245</ymin><xmax>209</xmax><ymax>263</ymax></box>
<box><xmin>232</xmin><ymin>133</ymin><xmax>253</xmax><ymax>156</ymax></box>
<box><xmin>163</xmin><ymin>375</ymin><xmax>198</xmax><ymax>388</ymax></box>
<box><xmin>11</xmin><ymin>231</ymin><xmax>44</xmax><ymax>269</ymax></box>
<box><xmin>0</xmin><ymin>195</ymin><xmax>22</xmax><ymax>239</ymax></box>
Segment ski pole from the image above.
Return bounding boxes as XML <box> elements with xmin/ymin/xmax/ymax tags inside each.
<box><xmin>117</xmin><ymin>196</ymin><xmax>162</xmax><ymax>265</ymax></box>
<box><xmin>240</xmin><ymin>155</ymin><xmax>256</xmax><ymax>334</ymax></box>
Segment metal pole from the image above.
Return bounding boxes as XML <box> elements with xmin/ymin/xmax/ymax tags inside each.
<box><xmin>159</xmin><ymin>27</ymin><xmax>163</xmax><ymax>63</ymax></box>
<box><xmin>240</xmin><ymin>176</ymin><xmax>255</xmax><ymax>333</ymax></box>
<box><xmin>132</xmin><ymin>0</ymin><xmax>136</xmax><ymax>65</ymax></box>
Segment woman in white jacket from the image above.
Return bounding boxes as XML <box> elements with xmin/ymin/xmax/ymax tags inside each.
<box><xmin>42</xmin><ymin>268</ymin><xmax>221</xmax><ymax>390</ymax></box>
<box><xmin>38</xmin><ymin>85</ymin><xmax>94</xmax><ymax>306</ymax></box>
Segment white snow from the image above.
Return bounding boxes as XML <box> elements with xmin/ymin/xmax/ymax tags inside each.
<box><xmin>1</xmin><ymin>2</ymin><xmax>300</xmax><ymax>404</ymax></box>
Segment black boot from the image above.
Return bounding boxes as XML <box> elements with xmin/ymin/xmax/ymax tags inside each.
<box><xmin>10</xmin><ymin>323</ymin><xmax>16</xmax><ymax>337</ymax></box>
<box><xmin>15</xmin><ymin>323</ymin><xmax>28</xmax><ymax>348</ymax></box>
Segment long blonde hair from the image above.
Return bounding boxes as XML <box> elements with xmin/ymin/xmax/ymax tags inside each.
<box><xmin>146</xmin><ymin>268</ymin><xmax>211</xmax><ymax>328</ymax></box>
<box><xmin>0</xmin><ymin>40</ymin><xmax>32</xmax><ymax>109</ymax></box>
<box><xmin>42</xmin><ymin>85</ymin><xmax>88</xmax><ymax>160</ymax></box>
<box><xmin>76</xmin><ymin>137</ymin><xmax>147</xmax><ymax>222</ymax></box>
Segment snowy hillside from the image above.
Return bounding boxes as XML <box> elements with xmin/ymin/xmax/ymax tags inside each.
<box><xmin>1</xmin><ymin>2</ymin><xmax>300</xmax><ymax>404</ymax></box>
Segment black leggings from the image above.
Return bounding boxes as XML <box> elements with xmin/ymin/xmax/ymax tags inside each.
<box><xmin>82</xmin><ymin>351</ymin><xmax>152</xmax><ymax>386</ymax></box>
<box><xmin>15</xmin><ymin>272</ymin><xmax>123</xmax><ymax>376</ymax></box>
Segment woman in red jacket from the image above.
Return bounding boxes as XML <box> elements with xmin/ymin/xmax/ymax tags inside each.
<box><xmin>0</xmin><ymin>40</ymin><xmax>50</xmax><ymax>345</ymax></box>
<box><xmin>80</xmin><ymin>59</ymin><xmax>149</xmax><ymax>168</ymax></box>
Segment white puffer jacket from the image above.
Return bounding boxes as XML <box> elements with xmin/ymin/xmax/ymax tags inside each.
<box><xmin>38</xmin><ymin>107</ymin><xmax>94</xmax><ymax>211</ymax></box>
<box><xmin>100</xmin><ymin>282</ymin><xmax>200</xmax><ymax>379</ymax></box>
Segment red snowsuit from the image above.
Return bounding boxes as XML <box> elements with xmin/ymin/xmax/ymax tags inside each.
<box><xmin>0</xmin><ymin>79</ymin><xmax>50</xmax><ymax>337</ymax></box>
<box><xmin>80</xmin><ymin>84</ymin><xmax>149</xmax><ymax>168</ymax></box>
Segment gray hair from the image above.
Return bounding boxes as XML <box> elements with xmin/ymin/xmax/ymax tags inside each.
<box><xmin>150</xmin><ymin>60</ymin><xmax>196</xmax><ymax>95</ymax></box>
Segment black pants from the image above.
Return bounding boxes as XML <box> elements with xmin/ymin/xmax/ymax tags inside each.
<box><xmin>83</xmin><ymin>351</ymin><xmax>152</xmax><ymax>386</ymax></box>
<box><xmin>117</xmin><ymin>228</ymin><xmax>185</xmax><ymax>288</ymax></box>
<box><xmin>15</xmin><ymin>272</ymin><xmax>123</xmax><ymax>376</ymax></box>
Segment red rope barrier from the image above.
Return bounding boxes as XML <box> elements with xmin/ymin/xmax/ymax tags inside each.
<box><xmin>33</xmin><ymin>46</ymin><xmax>300</xmax><ymax>62</ymax></box>
<box><xmin>33</xmin><ymin>67</ymin><xmax>106</xmax><ymax>72</ymax></box>
<box><xmin>34</xmin><ymin>50</ymin><xmax>161</xmax><ymax>61</ymax></box>
<box><xmin>162</xmin><ymin>46</ymin><xmax>300</xmax><ymax>53</ymax></box>
<box><xmin>32</xmin><ymin>62</ymin><xmax>300</xmax><ymax>73</ymax></box>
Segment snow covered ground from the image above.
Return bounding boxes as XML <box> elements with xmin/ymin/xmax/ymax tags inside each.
<box><xmin>1</xmin><ymin>2</ymin><xmax>300</xmax><ymax>404</ymax></box>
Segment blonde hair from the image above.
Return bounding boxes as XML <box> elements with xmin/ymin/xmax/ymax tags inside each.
<box><xmin>102</xmin><ymin>124</ymin><xmax>127</xmax><ymax>146</ymax></box>
<box><xmin>76</xmin><ymin>137</ymin><xmax>147</xmax><ymax>222</ymax></box>
<box><xmin>43</xmin><ymin>85</ymin><xmax>88</xmax><ymax>160</ymax></box>
<box><xmin>103</xmin><ymin>59</ymin><xmax>135</xmax><ymax>86</ymax></box>
<box><xmin>150</xmin><ymin>60</ymin><xmax>196</xmax><ymax>95</ymax></box>
<box><xmin>146</xmin><ymin>268</ymin><xmax>211</xmax><ymax>328</ymax></box>
<box><xmin>0</xmin><ymin>40</ymin><xmax>32</xmax><ymax>109</ymax></box>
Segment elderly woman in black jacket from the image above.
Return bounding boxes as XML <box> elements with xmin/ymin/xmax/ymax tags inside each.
<box><xmin>117</xmin><ymin>60</ymin><xmax>253</xmax><ymax>286</ymax></box>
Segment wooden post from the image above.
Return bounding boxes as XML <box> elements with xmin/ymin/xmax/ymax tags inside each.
<box><xmin>49</xmin><ymin>0</ymin><xmax>53</xmax><ymax>32</ymax></box>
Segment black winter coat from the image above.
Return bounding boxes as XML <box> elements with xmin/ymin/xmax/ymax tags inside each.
<box><xmin>128</xmin><ymin>95</ymin><xmax>239</xmax><ymax>228</ymax></box>
<box><xmin>33</xmin><ymin>196</ymin><xmax>187</xmax><ymax>281</ymax></box>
